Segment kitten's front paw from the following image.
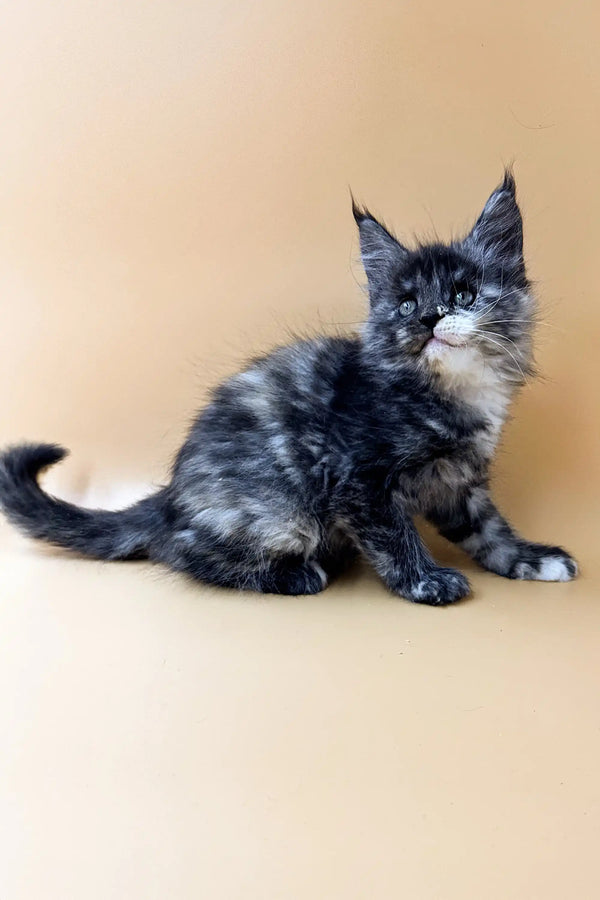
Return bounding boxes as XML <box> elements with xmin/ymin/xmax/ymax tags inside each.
<box><xmin>510</xmin><ymin>544</ymin><xmax>578</xmax><ymax>582</ymax></box>
<box><xmin>405</xmin><ymin>568</ymin><xmax>471</xmax><ymax>606</ymax></box>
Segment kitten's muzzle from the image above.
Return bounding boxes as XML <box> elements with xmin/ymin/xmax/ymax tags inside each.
<box><xmin>431</xmin><ymin>328</ymin><xmax>467</xmax><ymax>348</ymax></box>
<box><xmin>423</xmin><ymin>318</ymin><xmax>469</xmax><ymax>353</ymax></box>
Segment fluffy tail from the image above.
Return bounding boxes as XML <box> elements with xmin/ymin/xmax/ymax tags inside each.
<box><xmin>0</xmin><ymin>443</ymin><xmax>167</xmax><ymax>560</ymax></box>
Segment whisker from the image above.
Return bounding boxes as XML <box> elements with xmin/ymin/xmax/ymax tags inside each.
<box><xmin>485</xmin><ymin>329</ymin><xmax>525</xmax><ymax>358</ymax></box>
<box><xmin>475</xmin><ymin>330</ymin><xmax>527</xmax><ymax>380</ymax></box>
<box><xmin>475</xmin><ymin>287</ymin><xmax>524</xmax><ymax>317</ymax></box>
<box><xmin>481</xmin><ymin>318</ymin><xmax>557</xmax><ymax>330</ymax></box>
<box><xmin>479</xmin><ymin>265</ymin><xmax>506</xmax><ymax>317</ymax></box>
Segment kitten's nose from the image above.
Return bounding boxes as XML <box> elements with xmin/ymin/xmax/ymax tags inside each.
<box><xmin>420</xmin><ymin>311</ymin><xmax>444</xmax><ymax>331</ymax></box>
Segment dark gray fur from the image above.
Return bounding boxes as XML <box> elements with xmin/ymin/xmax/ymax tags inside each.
<box><xmin>0</xmin><ymin>172</ymin><xmax>577</xmax><ymax>603</ymax></box>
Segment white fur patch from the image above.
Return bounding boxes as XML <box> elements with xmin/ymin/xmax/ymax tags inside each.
<box><xmin>422</xmin><ymin>310</ymin><xmax>514</xmax><ymax>450</ymax></box>
<box><xmin>424</xmin><ymin>329</ymin><xmax>512</xmax><ymax>455</ymax></box>
<box><xmin>310</xmin><ymin>561</ymin><xmax>329</xmax><ymax>589</ymax></box>
<box><xmin>537</xmin><ymin>557</ymin><xmax>576</xmax><ymax>582</ymax></box>
<box><xmin>412</xmin><ymin>581</ymin><xmax>429</xmax><ymax>600</ymax></box>
<box><xmin>514</xmin><ymin>556</ymin><xmax>577</xmax><ymax>582</ymax></box>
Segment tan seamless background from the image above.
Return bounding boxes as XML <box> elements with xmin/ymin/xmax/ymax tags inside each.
<box><xmin>1</xmin><ymin>1</ymin><xmax>599</xmax><ymax>898</ymax></box>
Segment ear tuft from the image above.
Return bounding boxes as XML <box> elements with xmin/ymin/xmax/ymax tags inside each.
<box><xmin>351</xmin><ymin>193</ymin><xmax>370</xmax><ymax>225</ymax></box>
<box><xmin>499</xmin><ymin>166</ymin><xmax>516</xmax><ymax>196</ymax></box>
<box><xmin>351</xmin><ymin>197</ymin><xmax>408</xmax><ymax>305</ymax></box>
<box><xmin>463</xmin><ymin>169</ymin><xmax>524</xmax><ymax>265</ymax></box>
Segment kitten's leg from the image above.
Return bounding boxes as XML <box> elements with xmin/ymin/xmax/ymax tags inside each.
<box><xmin>174</xmin><ymin>556</ymin><xmax>328</xmax><ymax>595</ymax></box>
<box><xmin>428</xmin><ymin>485</ymin><xmax>578</xmax><ymax>581</ymax></box>
<box><xmin>316</xmin><ymin>525</ymin><xmax>360</xmax><ymax>581</ymax></box>
<box><xmin>172</xmin><ymin>545</ymin><xmax>328</xmax><ymax>595</ymax></box>
<box><xmin>342</xmin><ymin>498</ymin><xmax>470</xmax><ymax>605</ymax></box>
<box><xmin>161</xmin><ymin>506</ymin><xmax>329</xmax><ymax>595</ymax></box>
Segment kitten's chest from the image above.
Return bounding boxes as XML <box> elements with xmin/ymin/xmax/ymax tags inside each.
<box><xmin>394</xmin><ymin>433</ymin><xmax>481</xmax><ymax>511</ymax></box>
<box><xmin>400</xmin><ymin>449</ymin><xmax>481</xmax><ymax>513</ymax></box>
<box><xmin>391</xmin><ymin>393</ymin><xmax>506</xmax><ymax>512</ymax></box>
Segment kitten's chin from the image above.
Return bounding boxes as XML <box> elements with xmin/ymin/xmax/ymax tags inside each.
<box><xmin>422</xmin><ymin>340</ymin><xmax>483</xmax><ymax>380</ymax></box>
<box><xmin>424</xmin><ymin>336</ymin><xmax>466</xmax><ymax>354</ymax></box>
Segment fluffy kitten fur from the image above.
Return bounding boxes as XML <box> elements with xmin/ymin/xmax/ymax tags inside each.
<box><xmin>0</xmin><ymin>171</ymin><xmax>577</xmax><ymax>604</ymax></box>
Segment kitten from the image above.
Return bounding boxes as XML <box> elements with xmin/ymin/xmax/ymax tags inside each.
<box><xmin>0</xmin><ymin>171</ymin><xmax>578</xmax><ymax>604</ymax></box>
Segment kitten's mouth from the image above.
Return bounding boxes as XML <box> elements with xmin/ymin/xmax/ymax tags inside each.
<box><xmin>424</xmin><ymin>335</ymin><xmax>467</xmax><ymax>353</ymax></box>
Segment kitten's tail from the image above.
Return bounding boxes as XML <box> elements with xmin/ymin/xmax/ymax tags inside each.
<box><xmin>0</xmin><ymin>443</ymin><xmax>167</xmax><ymax>560</ymax></box>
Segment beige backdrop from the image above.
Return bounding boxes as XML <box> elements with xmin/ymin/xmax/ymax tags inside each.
<box><xmin>1</xmin><ymin>1</ymin><xmax>599</xmax><ymax>898</ymax></box>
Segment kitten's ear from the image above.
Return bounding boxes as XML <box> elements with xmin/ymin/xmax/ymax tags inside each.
<box><xmin>353</xmin><ymin>200</ymin><xmax>408</xmax><ymax>302</ymax></box>
<box><xmin>463</xmin><ymin>170</ymin><xmax>524</xmax><ymax>265</ymax></box>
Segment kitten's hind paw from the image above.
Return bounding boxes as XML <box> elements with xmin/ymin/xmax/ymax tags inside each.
<box><xmin>510</xmin><ymin>545</ymin><xmax>578</xmax><ymax>582</ymax></box>
<box><xmin>260</xmin><ymin>558</ymin><xmax>328</xmax><ymax>595</ymax></box>
<box><xmin>404</xmin><ymin>568</ymin><xmax>471</xmax><ymax>606</ymax></box>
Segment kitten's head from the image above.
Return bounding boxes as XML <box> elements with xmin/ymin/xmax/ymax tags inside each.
<box><xmin>355</xmin><ymin>171</ymin><xmax>534</xmax><ymax>389</ymax></box>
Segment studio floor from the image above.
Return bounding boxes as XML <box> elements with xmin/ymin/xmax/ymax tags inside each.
<box><xmin>1</xmin><ymin>499</ymin><xmax>598</xmax><ymax>899</ymax></box>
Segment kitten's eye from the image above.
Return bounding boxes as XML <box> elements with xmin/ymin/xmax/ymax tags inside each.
<box><xmin>454</xmin><ymin>288</ymin><xmax>474</xmax><ymax>307</ymax></box>
<box><xmin>399</xmin><ymin>298</ymin><xmax>417</xmax><ymax>317</ymax></box>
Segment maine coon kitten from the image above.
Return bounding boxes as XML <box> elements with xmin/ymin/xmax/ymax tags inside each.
<box><xmin>0</xmin><ymin>171</ymin><xmax>578</xmax><ymax>604</ymax></box>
